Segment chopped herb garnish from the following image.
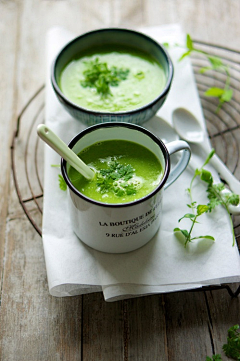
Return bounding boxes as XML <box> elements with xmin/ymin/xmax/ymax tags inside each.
<box><xmin>80</xmin><ymin>58</ymin><xmax>130</xmax><ymax>97</ymax></box>
<box><xmin>134</xmin><ymin>71</ymin><xmax>145</xmax><ymax>80</ymax></box>
<box><xmin>96</xmin><ymin>159</ymin><xmax>137</xmax><ymax>197</ymax></box>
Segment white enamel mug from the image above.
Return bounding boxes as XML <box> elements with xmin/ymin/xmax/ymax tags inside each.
<box><xmin>61</xmin><ymin>122</ymin><xmax>191</xmax><ymax>253</ymax></box>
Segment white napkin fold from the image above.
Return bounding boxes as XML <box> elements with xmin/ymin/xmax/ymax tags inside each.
<box><xmin>42</xmin><ymin>24</ymin><xmax>240</xmax><ymax>302</ymax></box>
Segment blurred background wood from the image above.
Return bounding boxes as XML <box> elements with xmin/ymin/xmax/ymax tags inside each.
<box><xmin>0</xmin><ymin>1</ymin><xmax>240</xmax><ymax>360</ymax></box>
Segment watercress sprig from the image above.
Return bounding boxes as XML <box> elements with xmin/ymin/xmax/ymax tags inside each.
<box><xmin>164</xmin><ymin>34</ymin><xmax>233</xmax><ymax>111</ymax></box>
<box><xmin>205</xmin><ymin>325</ymin><xmax>240</xmax><ymax>360</ymax></box>
<box><xmin>222</xmin><ymin>324</ymin><xmax>240</xmax><ymax>360</ymax></box>
<box><xmin>174</xmin><ymin>150</ymin><xmax>216</xmax><ymax>247</ymax></box>
<box><xmin>174</xmin><ymin>149</ymin><xmax>239</xmax><ymax>247</ymax></box>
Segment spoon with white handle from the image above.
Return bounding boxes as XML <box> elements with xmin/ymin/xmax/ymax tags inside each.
<box><xmin>172</xmin><ymin>107</ymin><xmax>240</xmax><ymax>194</ymax></box>
<box><xmin>37</xmin><ymin>124</ymin><xmax>95</xmax><ymax>180</ymax></box>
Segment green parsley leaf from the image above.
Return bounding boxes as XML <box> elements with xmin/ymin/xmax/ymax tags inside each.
<box><xmin>206</xmin><ymin>355</ymin><xmax>222</xmax><ymax>361</ymax></box>
<box><xmin>96</xmin><ymin>160</ymin><xmax>137</xmax><ymax>197</ymax></box>
<box><xmin>227</xmin><ymin>193</ymin><xmax>240</xmax><ymax>206</ymax></box>
<box><xmin>222</xmin><ymin>325</ymin><xmax>240</xmax><ymax>360</ymax></box>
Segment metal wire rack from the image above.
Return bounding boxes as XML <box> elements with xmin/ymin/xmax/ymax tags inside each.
<box><xmin>11</xmin><ymin>41</ymin><xmax>240</xmax><ymax>296</ymax></box>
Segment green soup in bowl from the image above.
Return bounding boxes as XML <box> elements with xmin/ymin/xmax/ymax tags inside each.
<box><xmin>68</xmin><ymin>139</ymin><xmax>164</xmax><ymax>204</ymax></box>
<box><xmin>51</xmin><ymin>28</ymin><xmax>173</xmax><ymax>126</ymax></box>
<box><xmin>60</xmin><ymin>46</ymin><xmax>166</xmax><ymax>113</ymax></box>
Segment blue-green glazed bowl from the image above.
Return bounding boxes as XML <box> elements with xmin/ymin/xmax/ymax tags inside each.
<box><xmin>51</xmin><ymin>28</ymin><xmax>173</xmax><ymax>126</ymax></box>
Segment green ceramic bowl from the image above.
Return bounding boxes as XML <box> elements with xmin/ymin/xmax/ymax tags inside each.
<box><xmin>51</xmin><ymin>28</ymin><xmax>173</xmax><ymax>126</ymax></box>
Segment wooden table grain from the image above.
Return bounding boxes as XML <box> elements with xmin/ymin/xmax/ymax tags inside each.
<box><xmin>1</xmin><ymin>1</ymin><xmax>240</xmax><ymax>360</ymax></box>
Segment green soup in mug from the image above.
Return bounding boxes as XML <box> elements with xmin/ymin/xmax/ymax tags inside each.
<box><xmin>60</xmin><ymin>46</ymin><xmax>166</xmax><ymax>113</ymax></box>
<box><xmin>68</xmin><ymin>139</ymin><xmax>163</xmax><ymax>204</ymax></box>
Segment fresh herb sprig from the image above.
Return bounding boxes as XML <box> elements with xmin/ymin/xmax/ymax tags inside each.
<box><xmin>80</xmin><ymin>58</ymin><xmax>129</xmax><ymax>97</ymax></box>
<box><xmin>164</xmin><ymin>34</ymin><xmax>233</xmax><ymax>111</ymax></box>
<box><xmin>174</xmin><ymin>149</ymin><xmax>239</xmax><ymax>246</ymax></box>
<box><xmin>174</xmin><ymin>150</ymin><xmax>216</xmax><ymax>246</ymax></box>
<box><xmin>222</xmin><ymin>324</ymin><xmax>240</xmax><ymax>360</ymax></box>
<box><xmin>206</xmin><ymin>325</ymin><xmax>240</xmax><ymax>360</ymax></box>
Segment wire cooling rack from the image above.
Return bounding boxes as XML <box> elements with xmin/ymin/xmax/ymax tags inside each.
<box><xmin>11</xmin><ymin>41</ymin><xmax>240</xmax><ymax>296</ymax></box>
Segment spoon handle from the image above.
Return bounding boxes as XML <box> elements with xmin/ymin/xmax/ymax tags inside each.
<box><xmin>37</xmin><ymin>124</ymin><xmax>95</xmax><ymax>180</ymax></box>
<box><xmin>210</xmin><ymin>154</ymin><xmax>240</xmax><ymax>195</ymax></box>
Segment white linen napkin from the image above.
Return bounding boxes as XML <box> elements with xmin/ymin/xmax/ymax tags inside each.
<box><xmin>42</xmin><ymin>24</ymin><xmax>240</xmax><ymax>301</ymax></box>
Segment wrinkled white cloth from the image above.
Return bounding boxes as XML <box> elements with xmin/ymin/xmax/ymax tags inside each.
<box><xmin>42</xmin><ymin>24</ymin><xmax>240</xmax><ymax>301</ymax></box>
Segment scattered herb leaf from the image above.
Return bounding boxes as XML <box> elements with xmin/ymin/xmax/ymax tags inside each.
<box><xmin>58</xmin><ymin>174</ymin><xmax>67</xmax><ymax>191</ymax></box>
<box><xmin>206</xmin><ymin>325</ymin><xmax>240</xmax><ymax>360</ymax></box>
<box><xmin>206</xmin><ymin>355</ymin><xmax>222</xmax><ymax>361</ymax></box>
<box><xmin>80</xmin><ymin>58</ymin><xmax>130</xmax><ymax>97</ymax></box>
<box><xmin>222</xmin><ymin>324</ymin><xmax>240</xmax><ymax>360</ymax></box>
<box><xmin>134</xmin><ymin>71</ymin><xmax>145</xmax><ymax>80</ymax></box>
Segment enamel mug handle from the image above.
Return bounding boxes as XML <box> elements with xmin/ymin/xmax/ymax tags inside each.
<box><xmin>164</xmin><ymin>140</ymin><xmax>191</xmax><ymax>189</ymax></box>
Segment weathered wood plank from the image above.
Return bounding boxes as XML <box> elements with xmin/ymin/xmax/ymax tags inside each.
<box><xmin>0</xmin><ymin>0</ymin><xmax>19</xmax><ymax>293</ymax></box>
<box><xmin>82</xmin><ymin>293</ymin><xmax>124</xmax><ymax>360</ymax></box>
<box><xmin>125</xmin><ymin>295</ymin><xmax>168</xmax><ymax>361</ymax></box>
<box><xmin>0</xmin><ymin>217</ymin><xmax>83</xmax><ymax>360</ymax></box>
<box><xmin>205</xmin><ymin>288</ymin><xmax>240</xmax><ymax>360</ymax></box>
<box><xmin>163</xmin><ymin>291</ymin><xmax>213</xmax><ymax>360</ymax></box>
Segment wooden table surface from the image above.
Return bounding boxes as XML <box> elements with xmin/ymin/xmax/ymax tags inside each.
<box><xmin>1</xmin><ymin>1</ymin><xmax>240</xmax><ymax>360</ymax></box>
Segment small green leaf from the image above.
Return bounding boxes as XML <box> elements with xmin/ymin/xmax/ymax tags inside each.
<box><xmin>194</xmin><ymin>168</ymin><xmax>202</xmax><ymax>177</ymax></box>
<box><xmin>162</xmin><ymin>42</ymin><xmax>169</xmax><ymax>48</ymax></box>
<box><xmin>178</xmin><ymin>50</ymin><xmax>191</xmax><ymax>61</ymax></box>
<box><xmin>186</xmin><ymin>33</ymin><xmax>193</xmax><ymax>50</ymax></box>
<box><xmin>174</xmin><ymin>228</ymin><xmax>189</xmax><ymax>238</ymax></box>
<box><xmin>58</xmin><ymin>174</ymin><xmax>67</xmax><ymax>191</ymax></box>
<box><xmin>178</xmin><ymin>213</ymin><xmax>196</xmax><ymax>222</ymax></box>
<box><xmin>221</xmin><ymin>88</ymin><xmax>233</xmax><ymax>102</ymax></box>
<box><xmin>201</xmin><ymin>169</ymin><xmax>213</xmax><ymax>185</ymax></box>
<box><xmin>197</xmin><ymin>204</ymin><xmax>209</xmax><ymax>216</ymax></box>
<box><xmin>199</xmin><ymin>66</ymin><xmax>212</xmax><ymax>74</ymax></box>
<box><xmin>193</xmin><ymin>235</ymin><xmax>215</xmax><ymax>241</ymax></box>
<box><xmin>205</xmin><ymin>87</ymin><xmax>225</xmax><ymax>98</ymax></box>
<box><xmin>174</xmin><ymin>227</ymin><xmax>181</xmax><ymax>232</ymax></box>
<box><xmin>203</xmin><ymin>149</ymin><xmax>215</xmax><ymax>166</ymax></box>
<box><xmin>207</xmin><ymin>55</ymin><xmax>224</xmax><ymax>69</ymax></box>
<box><xmin>206</xmin><ymin>355</ymin><xmax>222</xmax><ymax>361</ymax></box>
